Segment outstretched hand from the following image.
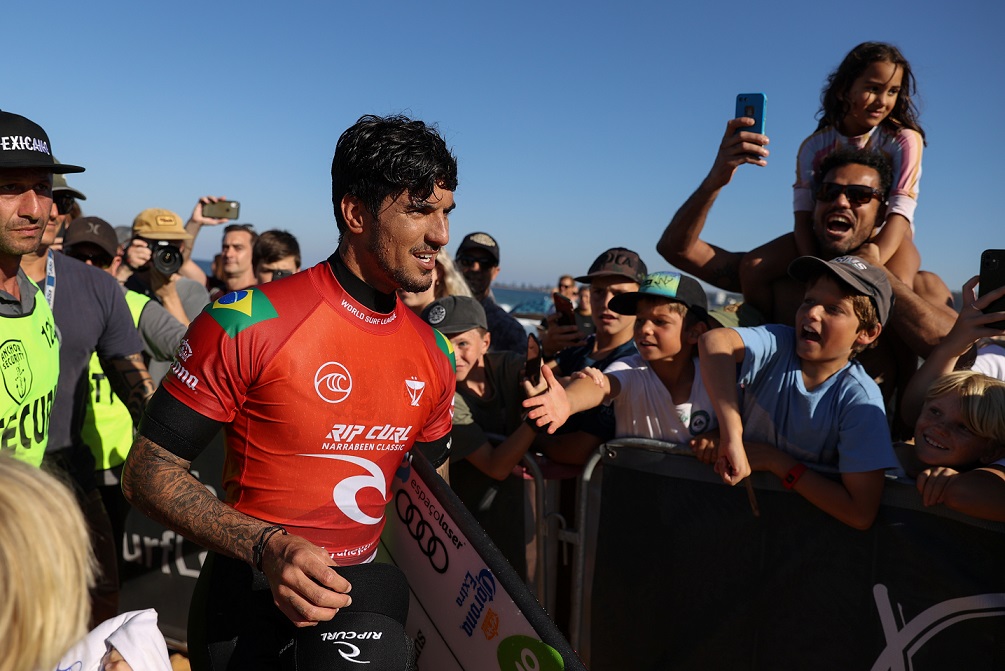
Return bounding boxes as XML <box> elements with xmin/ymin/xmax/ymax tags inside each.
<box><xmin>261</xmin><ymin>532</ymin><xmax>352</xmax><ymax>627</ymax></box>
<box><xmin>521</xmin><ymin>366</ymin><xmax>570</xmax><ymax>434</ymax></box>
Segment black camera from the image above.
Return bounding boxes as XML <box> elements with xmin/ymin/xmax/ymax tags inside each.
<box><xmin>151</xmin><ymin>240</ymin><xmax>183</xmax><ymax>276</ymax></box>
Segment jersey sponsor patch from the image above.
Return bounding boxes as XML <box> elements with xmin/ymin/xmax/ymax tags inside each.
<box><xmin>207</xmin><ymin>289</ymin><xmax>279</xmax><ymax>337</ymax></box>
<box><xmin>432</xmin><ymin>329</ymin><xmax>455</xmax><ymax>371</ymax></box>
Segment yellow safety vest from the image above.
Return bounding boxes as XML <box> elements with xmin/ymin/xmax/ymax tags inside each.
<box><xmin>0</xmin><ymin>282</ymin><xmax>59</xmax><ymax>467</ymax></box>
<box><xmin>82</xmin><ymin>290</ymin><xmax>149</xmax><ymax>471</ymax></box>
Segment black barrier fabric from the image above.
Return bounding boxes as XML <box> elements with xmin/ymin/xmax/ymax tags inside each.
<box><xmin>590</xmin><ymin>454</ymin><xmax>1005</xmax><ymax>671</ymax></box>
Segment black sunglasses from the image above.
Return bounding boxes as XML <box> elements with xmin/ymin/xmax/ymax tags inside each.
<box><xmin>54</xmin><ymin>193</ymin><xmax>76</xmax><ymax>215</ymax></box>
<box><xmin>816</xmin><ymin>182</ymin><xmax>884</xmax><ymax>206</ymax></box>
<box><xmin>66</xmin><ymin>248</ymin><xmax>113</xmax><ymax>268</ymax></box>
<box><xmin>456</xmin><ymin>254</ymin><xmax>497</xmax><ymax>269</ymax></box>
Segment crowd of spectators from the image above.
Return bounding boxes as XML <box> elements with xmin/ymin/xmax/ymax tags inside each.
<box><xmin>2</xmin><ymin>38</ymin><xmax>1004</xmax><ymax>670</ymax></box>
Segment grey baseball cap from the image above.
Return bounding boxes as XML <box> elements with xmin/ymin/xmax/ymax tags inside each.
<box><xmin>421</xmin><ymin>295</ymin><xmax>488</xmax><ymax>335</ymax></box>
<box><xmin>788</xmin><ymin>255</ymin><xmax>894</xmax><ymax>325</ymax></box>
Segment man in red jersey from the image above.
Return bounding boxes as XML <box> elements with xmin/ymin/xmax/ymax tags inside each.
<box><xmin>123</xmin><ymin>115</ymin><xmax>459</xmax><ymax>669</ymax></box>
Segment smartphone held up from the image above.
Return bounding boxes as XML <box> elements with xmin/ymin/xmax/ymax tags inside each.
<box><xmin>552</xmin><ymin>292</ymin><xmax>577</xmax><ymax>328</ymax></box>
<box><xmin>979</xmin><ymin>249</ymin><xmax>1005</xmax><ymax>331</ymax></box>
<box><xmin>735</xmin><ymin>93</ymin><xmax>767</xmax><ymax>135</ymax></box>
<box><xmin>202</xmin><ymin>200</ymin><xmax>240</xmax><ymax>220</ymax></box>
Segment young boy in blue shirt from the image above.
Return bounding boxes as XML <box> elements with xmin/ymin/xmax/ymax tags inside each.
<box><xmin>698</xmin><ymin>255</ymin><xmax>897</xmax><ymax>529</ymax></box>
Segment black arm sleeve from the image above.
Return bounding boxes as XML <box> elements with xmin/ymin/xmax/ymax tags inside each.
<box><xmin>413</xmin><ymin>435</ymin><xmax>451</xmax><ymax>469</ymax></box>
<box><xmin>137</xmin><ymin>386</ymin><xmax>226</xmax><ymax>461</ymax></box>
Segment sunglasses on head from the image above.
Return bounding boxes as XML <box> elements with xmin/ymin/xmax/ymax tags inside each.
<box><xmin>54</xmin><ymin>193</ymin><xmax>76</xmax><ymax>215</ymax></box>
<box><xmin>816</xmin><ymin>182</ymin><xmax>884</xmax><ymax>206</ymax></box>
<box><xmin>456</xmin><ymin>254</ymin><xmax>497</xmax><ymax>269</ymax></box>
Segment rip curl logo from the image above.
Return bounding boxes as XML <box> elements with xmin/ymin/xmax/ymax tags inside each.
<box><xmin>315</xmin><ymin>362</ymin><xmax>352</xmax><ymax>403</ymax></box>
<box><xmin>316</xmin><ymin>638</ymin><xmax>372</xmax><ymax>664</ymax></box>
<box><xmin>405</xmin><ymin>377</ymin><xmax>426</xmax><ymax>406</ymax></box>
<box><xmin>0</xmin><ymin>340</ymin><xmax>31</xmax><ymax>404</ymax></box>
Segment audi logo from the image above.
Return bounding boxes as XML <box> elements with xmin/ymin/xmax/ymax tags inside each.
<box><xmin>395</xmin><ymin>489</ymin><xmax>449</xmax><ymax>573</ymax></box>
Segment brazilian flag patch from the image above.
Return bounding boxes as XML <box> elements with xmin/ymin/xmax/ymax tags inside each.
<box><xmin>433</xmin><ymin>329</ymin><xmax>456</xmax><ymax>371</ymax></box>
<box><xmin>207</xmin><ymin>289</ymin><xmax>279</xmax><ymax>337</ymax></box>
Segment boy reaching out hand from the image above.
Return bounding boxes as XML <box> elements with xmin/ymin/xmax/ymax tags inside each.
<box><xmin>524</xmin><ymin>271</ymin><xmax>717</xmax><ymax>444</ymax></box>
<box><xmin>698</xmin><ymin>255</ymin><xmax>898</xmax><ymax>529</ymax></box>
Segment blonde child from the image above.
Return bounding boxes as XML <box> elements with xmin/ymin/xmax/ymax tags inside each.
<box><xmin>898</xmin><ymin>276</ymin><xmax>1005</xmax><ymax>521</ymax></box>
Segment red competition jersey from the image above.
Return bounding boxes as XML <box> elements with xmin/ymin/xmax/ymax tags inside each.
<box><xmin>162</xmin><ymin>261</ymin><xmax>455</xmax><ymax>563</ymax></box>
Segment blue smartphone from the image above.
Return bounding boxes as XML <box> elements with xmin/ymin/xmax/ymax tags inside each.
<box><xmin>735</xmin><ymin>93</ymin><xmax>767</xmax><ymax>135</ymax></box>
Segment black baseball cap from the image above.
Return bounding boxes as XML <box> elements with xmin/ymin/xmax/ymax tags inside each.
<box><xmin>575</xmin><ymin>247</ymin><xmax>647</xmax><ymax>284</ymax></box>
<box><xmin>609</xmin><ymin>271</ymin><xmax>708</xmax><ymax>317</ymax></box>
<box><xmin>63</xmin><ymin>217</ymin><xmax>119</xmax><ymax>259</ymax></box>
<box><xmin>0</xmin><ymin>111</ymin><xmax>84</xmax><ymax>173</ymax></box>
<box><xmin>456</xmin><ymin>232</ymin><xmax>500</xmax><ymax>264</ymax></box>
<box><xmin>788</xmin><ymin>255</ymin><xmax>893</xmax><ymax>325</ymax></box>
<box><xmin>421</xmin><ymin>295</ymin><xmax>488</xmax><ymax>335</ymax></box>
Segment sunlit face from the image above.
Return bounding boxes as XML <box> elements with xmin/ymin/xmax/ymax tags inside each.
<box><xmin>457</xmin><ymin>250</ymin><xmax>499</xmax><ymax>299</ymax></box>
<box><xmin>221</xmin><ymin>229</ymin><xmax>255</xmax><ymax>277</ymax></box>
<box><xmin>254</xmin><ymin>254</ymin><xmax>299</xmax><ymax>284</ymax></box>
<box><xmin>633</xmin><ymin>298</ymin><xmax>692</xmax><ymax>362</ymax></box>
<box><xmin>396</xmin><ymin>261</ymin><xmax>440</xmax><ymax>311</ymax></box>
<box><xmin>558</xmin><ymin>276</ymin><xmax>577</xmax><ymax>300</ymax></box>
<box><xmin>812</xmin><ymin>163</ymin><xmax>883</xmax><ymax>259</ymax></box>
<box><xmin>794</xmin><ymin>276</ymin><xmax>875</xmax><ymax>365</ymax></box>
<box><xmin>589</xmin><ymin>276</ymin><xmax>638</xmax><ymax>338</ymax></box>
<box><xmin>841</xmin><ymin>60</ymin><xmax>903</xmax><ymax>136</ymax></box>
<box><xmin>0</xmin><ymin>169</ymin><xmax>52</xmax><ymax>260</ymax></box>
<box><xmin>914</xmin><ymin>393</ymin><xmax>996</xmax><ymax>468</ymax></box>
<box><xmin>449</xmin><ymin>328</ymin><xmax>491</xmax><ymax>383</ymax></box>
<box><xmin>363</xmin><ymin>185</ymin><xmax>453</xmax><ymax>294</ymax></box>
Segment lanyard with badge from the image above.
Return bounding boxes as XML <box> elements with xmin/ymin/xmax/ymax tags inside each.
<box><xmin>44</xmin><ymin>248</ymin><xmax>56</xmax><ymax>308</ymax></box>
<box><xmin>44</xmin><ymin>248</ymin><xmax>62</xmax><ymax>346</ymax></box>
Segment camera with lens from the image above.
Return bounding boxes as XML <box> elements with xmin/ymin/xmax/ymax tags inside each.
<box><xmin>151</xmin><ymin>240</ymin><xmax>183</xmax><ymax>276</ymax></box>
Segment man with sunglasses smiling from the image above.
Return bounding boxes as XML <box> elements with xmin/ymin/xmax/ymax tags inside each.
<box><xmin>657</xmin><ymin>119</ymin><xmax>955</xmax><ymax>360</ymax></box>
<box><xmin>455</xmin><ymin>231</ymin><xmax>527</xmax><ymax>355</ymax></box>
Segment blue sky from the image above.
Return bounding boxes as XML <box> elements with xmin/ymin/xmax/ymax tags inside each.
<box><xmin>11</xmin><ymin>1</ymin><xmax>1001</xmax><ymax>293</ymax></box>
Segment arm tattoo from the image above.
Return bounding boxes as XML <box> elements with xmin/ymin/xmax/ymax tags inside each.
<box><xmin>101</xmin><ymin>354</ymin><xmax>157</xmax><ymax>426</ymax></box>
<box><xmin>122</xmin><ymin>436</ymin><xmax>266</xmax><ymax>563</ymax></box>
